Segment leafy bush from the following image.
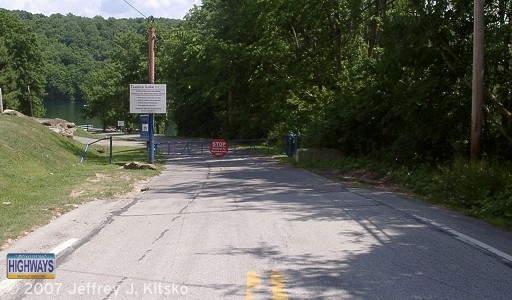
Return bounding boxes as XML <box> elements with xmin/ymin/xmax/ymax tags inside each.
<box><xmin>426</xmin><ymin>159</ymin><xmax>512</xmax><ymax>218</ymax></box>
<box><xmin>299</xmin><ymin>156</ymin><xmax>512</xmax><ymax>227</ymax></box>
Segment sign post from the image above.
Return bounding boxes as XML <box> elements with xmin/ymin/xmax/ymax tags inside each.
<box><xmin>129</xmin><ymin>84</ymin><xmax>166</xmax><ymax>163</ymax></box>
<box><xmin>210</xmin><ymin>139</ymin><xmax>229</xmax><ymax>158</ymax></box>
<box><xmin>148</xmin><ymin>24</ymin><xmax>155</xmax><ymax>164</ymax></box>
<box><xmin>0</xmin><ymin>88</ymin><xmax>3</xmax><ymax>113</ymax></box>
<box><xmin>129</xmin><ymin>84</ymin><xmax>167</xmax><ymax>114</ymax></box>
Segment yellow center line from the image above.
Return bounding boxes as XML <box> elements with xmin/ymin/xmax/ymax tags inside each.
<box><xmin>271</xmin><ymin>271</ymin><xmax>288</xmax><ymax>300</ymax></box>
<box><xmin>246</xmin><ymin>271</ymin><xmax>261</xmax><ymax>300</ymax></box>
<box><xmin>246</xmin><ymin>270</ymin><xmax>288</xmax><ymax>300</ymax></box>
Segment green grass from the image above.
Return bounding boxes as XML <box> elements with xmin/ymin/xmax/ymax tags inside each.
<box><xmin>0</xmin><ymin>115</ymin><xmax>160</xmax><ymax>248</ymax></box>
<box><xmin>231</xmin><ymin>143</ymin><xmax>283</xmax><ymax>156</ymax></box>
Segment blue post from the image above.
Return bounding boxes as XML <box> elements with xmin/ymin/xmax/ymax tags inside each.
<box><xmin>149</xmin><ymin>113</ymin><xmax>155</xmax><ymax>163</ymax></box>
<box><xmin>285</xmin><ymin>135</ymin><xmax>293</xmax><ymax>157</ymax></box>
<box><xmin>140</xmin><ymin>115</ymin><xmax>149</xmax><ymax>138</ymax></box>
<box><xmin>80</xmin><ymin>144</ymin><xmax>90</xmax><ymax>163</ymax></box>
<box><xmin>294</xmin><ymin>134</ymin><xmax>300</xmax><ymax>155</ymax></box>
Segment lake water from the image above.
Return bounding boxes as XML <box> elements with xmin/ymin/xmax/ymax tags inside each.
<box><xmin>43</xmin><ymin>100</ymin><xmax>101</xmax><ymax>128</ymax></box>
<box><xmin>43</xmin><ymin>100</ymin><xmax>178</xmax><ymax>135</ymax></box>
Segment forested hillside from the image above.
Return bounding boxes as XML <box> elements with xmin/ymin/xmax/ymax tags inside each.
<box><xmin>1</xmin><ymin>1</ymin><xmax>512</xmax><ymax>164</ymax></box>
<box><xmin>0</xmin><ymin>8</ymin><xmax>179</xmax><ymax>125</ymax></box>
<box><xmin>16</xmin><ymin>11</ymin><xmax>149</xmax><ymax>104</ymax></box>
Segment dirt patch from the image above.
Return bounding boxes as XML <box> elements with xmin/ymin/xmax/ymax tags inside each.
<box><xmin>118</xmin><ymin>177</ymin><xmax>151</xmax><ymax>199</ymax></box>
<box><xmin>70</xmin><ymin>190</ymin><xmax>85</xmax><ymax>198</ymax></box>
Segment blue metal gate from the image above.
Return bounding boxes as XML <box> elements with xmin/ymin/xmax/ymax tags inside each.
<box><xmin>153</xmin><ymin>138</ymin><xmax>286</xmax><ymax>158</ymax></box>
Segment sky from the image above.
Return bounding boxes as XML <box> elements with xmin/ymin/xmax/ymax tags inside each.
<box><xmin>0</xmin><ymin>0</ymin><xmax>201</xmax><ymax>20</ymax></box>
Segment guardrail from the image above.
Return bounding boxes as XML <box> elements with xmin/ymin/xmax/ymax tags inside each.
<box><xmin>77</xmin><ymin>124</ymin><xmax>95</xmax><ymax>131</ymax></box>
<box><xmin>80</xmin><ymin>136</ymin><xmax>113</xmax><ymax>164</ymax></box>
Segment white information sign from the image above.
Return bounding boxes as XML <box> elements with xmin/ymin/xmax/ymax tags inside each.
<box><xmin>130</xmin><ymin>84</ymin><xmax>167</xmax><ymax>113</ymax></box>
<box><xmin>118</xmin><ymin>120</ymin><xmax>125</xmax><ymax>127</ymax></box>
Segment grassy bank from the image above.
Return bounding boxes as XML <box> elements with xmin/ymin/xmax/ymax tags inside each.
<box><xmin>296</xmin><ymin>156</ymin><xmax>512</xmax><ymax>230</ymax></box>
<box><xmin>0</xmin><ymin>114</ymin><xmax>159</xmax><ymax>248</ymax></box>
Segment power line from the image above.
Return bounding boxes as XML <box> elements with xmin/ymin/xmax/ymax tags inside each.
<box><xmin>122</xmin><ymin>0</ymin><xmax>148</xmax><ymax>19</ymax></box>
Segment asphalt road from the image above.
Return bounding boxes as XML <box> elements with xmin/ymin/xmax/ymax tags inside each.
<box><xmin>1</xmin><ymin>156</ymin><xmax>512</xmax><ymax>299</ymax></box>
<box><xmin>73</xmin><ymin>134</ymin><xmax>146</xmax><ymax>147</ymax></box>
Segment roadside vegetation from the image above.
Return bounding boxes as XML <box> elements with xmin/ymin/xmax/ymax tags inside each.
<box><xmin>296</xmin><ymin>157</ymin><xmax>512</xmax><ymax>230</ymax></box>
<box><xmin>0</xmin><ymin>115</ymin><xmax>159</xmax><ymax>249</ymax></box>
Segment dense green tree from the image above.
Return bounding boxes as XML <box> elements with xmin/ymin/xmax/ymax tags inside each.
<box><xmin>158</xmin><ymin>1</ymin><xmax>275</xmax><ymax>136</ymax></box>
<box><xmin>80</xmin><ymin>62</ymin><xmax>122</xmax><ymax>131</ymax></box>
<box><xmin>0</xmin><ymin>10</ymin><xmax>45</xmax><ymax>116</ymax></box>
<box><xmin>484</xmin><ymin>0</ymin><xmax>512</xmax><ymax>158</ymax></box>
<box><xmin>162</xmin><ymin>0</ymin><xmax>368</xmax><ymax>140</ymax></box>
<box><xmin>80</xmin><ymin>28</ymin><xmax>147</xmax><ymax>131</ymax></box>
<box><xmin>162</xmin><ymin>0</ymin><xmax>512</xmax><ymax>163</ymax></box>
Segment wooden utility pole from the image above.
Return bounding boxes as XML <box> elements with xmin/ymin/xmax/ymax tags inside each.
<box><xmin>28</xmin><ymin>86</ymin><xmax>33</xmax><ymax>117</ymax></box>
<box><xmin>149</xmin><ymin>25</ymin><xmax>155</xmax><ymax>85</ymax></box>
<box><xmin>471</xmin><ymin>0</ymin><xmax>484</xmax><ymax>161</ymax></box>
<box><xmin>148</xmin><ymin>19</ymin><xmax>156</xmax><ymax>164</ymax></box>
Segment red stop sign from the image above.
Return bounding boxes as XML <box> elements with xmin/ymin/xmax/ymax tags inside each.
<box><xmin>210</xmin><ymin>139</ymin><xmax>229</xmax><ymax>158</ymax></box>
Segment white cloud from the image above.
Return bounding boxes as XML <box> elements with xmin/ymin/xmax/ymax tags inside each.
<box><xmin>0</xmin><ymin>0</ymin><xmax>201</xmax><ymax>19</ymax></box>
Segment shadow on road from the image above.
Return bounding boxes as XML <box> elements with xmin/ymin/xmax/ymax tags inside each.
<box><xmin>160</xmin><ymin>156</ymin><xmax>512</xmax><ymax>299</ymax></box>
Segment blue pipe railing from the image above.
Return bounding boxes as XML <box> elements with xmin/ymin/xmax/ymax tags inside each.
<box><xmin>80</xmin><ymin>136</ymin><xmax>113</xmax><ymax>164</ymax></box>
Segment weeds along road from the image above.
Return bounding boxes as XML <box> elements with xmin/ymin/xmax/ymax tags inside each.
<box><xmin>1</xmin><ymin>156</ymin><xmax>512</xmax><ymax>299</ymax></box>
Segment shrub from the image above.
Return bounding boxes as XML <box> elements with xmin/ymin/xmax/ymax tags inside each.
<box><xmin>422</xmin><ymin>159</ymin><xmax>512</xmax><ymax>218</ymax></box>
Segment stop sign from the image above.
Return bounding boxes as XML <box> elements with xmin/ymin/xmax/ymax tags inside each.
<box><xmin>210</xmin><ymin>139</ymin><xmax>229</xmax><ymax>158</ymax></box>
